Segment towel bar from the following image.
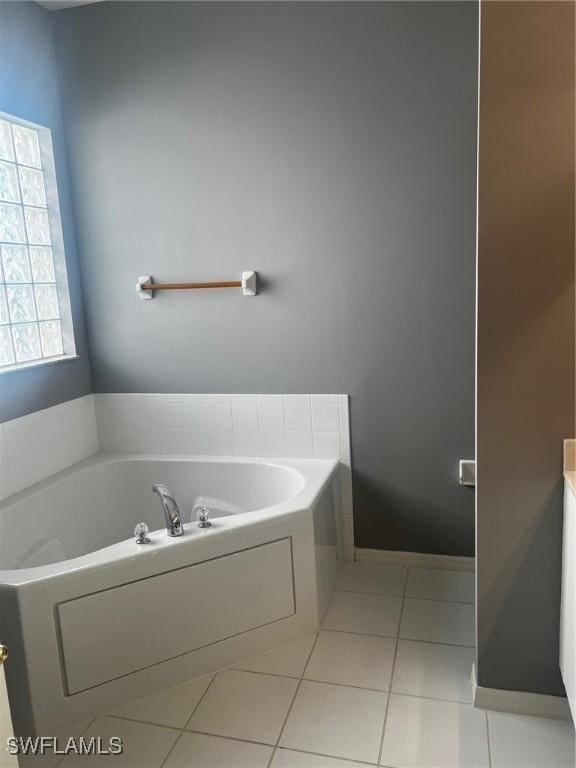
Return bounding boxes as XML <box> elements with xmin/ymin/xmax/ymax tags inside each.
<box><xmin>137</xmin><ymin>271</ymin><xmax>257</xmax><ymax>299</ymax></box>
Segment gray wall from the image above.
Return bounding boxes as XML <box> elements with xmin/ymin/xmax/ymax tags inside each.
<box><xmin>477</xmin><ymin>1</ymin><xmax>575</xmax><ymax>695</ymax></box>
<box><xmin>54</xmin><ymin>1</ymin><xmax>478</xmax><ymax>555</ymax></box>
<box><xmin>0</xmin><ymin>2</ymin><xmax>92</xmax><ymax>422</ymax></box>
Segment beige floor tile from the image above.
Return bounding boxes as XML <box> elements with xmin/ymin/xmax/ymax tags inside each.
<box><xmin>337</xmin><ymin>562</ymin><xmax>406</xmax><ymax>596</ymax></box>
<box><xmin>400</xmin><ymin>598</ymin><xmax>475</xmax><ymax>646</ymax></box>
<box><xmin>271</xmin><ymin>748</ymin><xmax>370</xmax><ymax>767</ymax></box>
<box><xmin>111</xmin><ymin>675</ymin><xmax>214</xmax><ymax>728</ymax></box>
<box><xmin>59</xmin><ymin>716</ymin><xmax>178</xmax><ymax>768</ymax></box>
<box><xmin>406</xmin><ymin>568</ymin><xmax>475</xmax><ymax>603</ymax></box>
<box><xmin>17</xmin><ymin>721</ymin><xmax>93</xmax><ymax>768</ymax></box>
<box><xmin>391</xmin><ymin>640</ymin><xmax>473</xmax><ymax>702</ymax></box>
<box><xmin>487</xmin><ymin>711</ymin><xmax>575</xmax><ymax>768</ymax></box>
<box><xmin>323</xmin><ymin>592</ymin><xmax>402</xmax><ymax>637</ymax></box>
<box><xmin>164</xmin><ymin>732</ymin><xmax>273</xmax><ymax>768</ymax></box>
<box><xmin>304</xmin><ymin>631</ymin><xmax>395</xmax><ymax>690</ymax></box>
<box><xmin>232</xmin><ymin>635</ymin><xmax>316</xmax><ymax>678</ymax></box>
<box><xmin>280</xmin><ymin>680</ymin><xmax>387</xmax><ymax>763</ymax></box>
<box><xmin>186</xmin><ymin>669</ymin><xmax>298</xmax><ymax>745</ymax></box>
<box><xmin>380</xmin><ymin>695</ymin><xmax>489</xmax><ymax>768</ymax></box>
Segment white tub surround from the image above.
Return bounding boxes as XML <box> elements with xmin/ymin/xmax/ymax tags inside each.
<box><xmin>0</xmin><ymin>395</ymin><xmax>97</xmax><ymax>500</ymax></box>
<box><xmin>0</xmin><ymin>454</ymin><xmax>343</xmax><ymax>735</ymax></box>
<box><xmin>95</xmin><ymin>393</ymin><xmax>354</xmax><ymax>558</ymax></box>
<box><xmin>0</xmin><ymin>393</ymin><xmax>354</xmax><ymax>556</ymax></box>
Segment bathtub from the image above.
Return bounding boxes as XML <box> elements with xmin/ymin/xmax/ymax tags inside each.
<box><xmin>0</xmin><ymin>453</ymin><xmax>343</xmax><ymax>735</ymax></box>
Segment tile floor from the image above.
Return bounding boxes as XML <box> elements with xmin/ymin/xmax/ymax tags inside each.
<box><xmin>20</xmin><ymin>563</ymin><xmax>575</xmax><ymax>768</ymax></box>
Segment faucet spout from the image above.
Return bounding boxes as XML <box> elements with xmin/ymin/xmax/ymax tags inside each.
<box><xmin>152</xmin><ymin>484</ymin><xmax>184</xmax><ymax>537</ymax></box>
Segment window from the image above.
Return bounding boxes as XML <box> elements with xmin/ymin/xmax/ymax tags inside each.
<box><xmin>0</xmin><ymin>113</ymin><xmax>75</xmax><ymax>371</ymax></box>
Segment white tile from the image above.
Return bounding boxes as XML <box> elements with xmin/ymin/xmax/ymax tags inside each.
<box><xmin>231</xmin><ymin>398</ymin><xmax>258</xmax><ymax>429</ymax></box>
<box><xmin>26</xmin><ymin>417</ymin><xmax>52</xmax><ymax>453</ymax></box>
<box><xmin>304</xmin><ymin>631</ymin><xmax>395</xmax><ymax>690</ymax></box>
<box><xmin>3</xmin><ymin>425</ymin><xmax>29</xmax><ymax>460</ymax></box>
<box><xmin>339</xmin><ymin>402</ymin><xmax>349</xmax><ymax>431</ymax></box>
<box><xmin>337</xmin><ymin>562</ymin><xmax>406</xmax><ymax>596</ymax></box>
<box><xmin>180</xmin><ymin>429</ymin><xmax>210</xmax><ymax>454</ymax></box>
<box><xmin>339</xmin><ymin>432</ymin><xmax>351</xmax><ymax>463</ymax></box>
<box><xmin>258</xmin><ymin>398</ymin><xmax>285</xmax><ymax>430</ymax></box>
<box><xmin>206</xmin><ymin>401</ymin><xmax>232</xmax><ymax>429</ymax></box>
<box><xmin>204</xmin><ymin>430</ymin><xmax>233</xmax><ymax>455</ymax></box>
<box><xmin>487</xmin><ymin>711</ymin><xmax>575</xmax><ymax>768</ymax></box>
<box><xmin>392</xmin><ymin>640</ymin><xmax>474</xmax><ymax>703</ymax></box>
<box><xmin>285</xmin><ymin>404</ymin><xmax>312</xmax><ymax>431</ymax></box>
<box><xmin>272</xmin><ymin>748</ymin><xmax>367</xmax><ymax>767</ymax></box>
<box><xmin>284</xmin><ymin>395</ymin><xmax>311</xmax><ymax>406</ymax></box>
<box><xmin>181</xmin><ymin>403</ymin><xmax>207</xmax><ymax>429</ymax></box>
<box><xmin>108</xmin><ymin>400</ymin><xmax>151</xmax><ymax>430</ymax></box>
<box><xmin>233</xmin><ymin>635</ymin><xmax>316</xmax><ymax>678</ymax></box>
<box><xmin>323</xmin><ymin>592</ymin><xmax>402</xmax><ymax>637</ymax></box>
<box><xmin>311</xmin><ymin>403</ymin><xmax>340</xmax><ymax>432</ymax></box>
<box><xmin>156</xmin><ymin>401</ymin><xmax>181</xmax><ymax>429</ymax></box>
<box><xmin>400</xmin><ymin>598</ymin><xmax>475</xmax><ymax>646</ymax></box>
<box><xmin>164</xmin><ymin>733</ymin><xmax>273</xmax><ymax>768</ymax></box>
<box><xmin>313</xmin><ymin>433</ymin><xmax>341</xmax><ymax>459</ymax></box>
<box><xmin>180</xmin><ymin>394</ymin><xmax>206</xmax><ymax>404</ymax></box>
<box><xmin>60</xmin><ymin>716</ymin><xmax>178</xmax><ymax>767</ymax></box>
<box><xmin>111</xmin><ymin>675</ymin><xmax>214</xmax><ymax>728</ymax></box>
<box><xmin>257</xmin><ymin>431</ymin><xmax>285</xmax><ymax>457</ymax></box>
<box><xmin>285</xmin><ymin>432</ymin><xmax>314</xmax><ymax>458</ymax></box>
<box><xmin>311</xmin><ymin>395</ymin><xmax>339</xmax><ymax>404</ymax></box>
<box><xmin>233</xmin><ymin>430</ymin><xmax>260</xmax><ymax>457</ymax></box>
<box><xmin>280</xmin><ymin>680</ymin><xmax>387</xmax><ymax>763</ymax></box>
<box><xmin>381</xmin><ymin>695</ymin><xmax>489</xmax><ymax>768</ymax></box>
<box><xmin>407</xmin><ymin>568</ymin><xmax>475</xmax><ymax>603</ymax></box>
<box><xmin>187</xmin><ymin>669</ymin><xmax>298</xmax><ymax>745</ymax></box>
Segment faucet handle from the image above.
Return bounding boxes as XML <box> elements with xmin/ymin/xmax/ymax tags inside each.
<box><xmin>196</xmin><ymin>507</ymin><xmax>212</xmax><ymax>529</ymax></box>
<box><xmin>134</xmin><ymin>522</ymin><xmax>150</xmax><ymax>544</ymax></box>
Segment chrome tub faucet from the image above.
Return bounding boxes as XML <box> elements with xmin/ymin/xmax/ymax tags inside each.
<box><xmin>152</xmin><ymin>484</ymin><xmax>184</xmax><ymax>537</ymax></box>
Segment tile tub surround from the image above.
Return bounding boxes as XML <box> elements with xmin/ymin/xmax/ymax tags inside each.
<box><xmin>0</xmin><ymin>392</ymin><xmax>354</xmax><ymax>554</ymax></box>
<box><xmin>0</xmin><ymin>395</ymin><xmax>97</xmax><ymax>500</ymax></box>
<box><xmin>37</xmin><ymin>563</ymin><xmax>575</xmax><ymax>768</ymax></box>
<box><xmin>95</xmin><ymin>393</ymin><xmax>355</xmax><ymax>557</ymax></box>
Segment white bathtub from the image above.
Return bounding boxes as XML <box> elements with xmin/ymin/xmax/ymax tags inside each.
<box><xmin>0</xmin><ymin>453</ymin><xmax>343</xmax><ymax>735</ymax></box>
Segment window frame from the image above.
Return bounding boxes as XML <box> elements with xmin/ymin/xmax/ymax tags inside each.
<box><xmin>0</xmin><ymin>111</ymin><xmax>77</xmax><ymax>374</ymax></box>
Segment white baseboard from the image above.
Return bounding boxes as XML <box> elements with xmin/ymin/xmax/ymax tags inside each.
<box><xmin>355</xmin><ymin>547</ymin><xmax>475</xmax><ymax>572</ymax></box>
<box><xmin>472</xmin><ymin>665</ymin><xmax>572</xmax><ymax>722</ymax></box>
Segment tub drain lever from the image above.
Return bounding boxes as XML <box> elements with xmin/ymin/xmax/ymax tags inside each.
<box><xmin>196</xmin><ymin>507</ymin><xmax>212</xmax><ymax>529</ymax></box>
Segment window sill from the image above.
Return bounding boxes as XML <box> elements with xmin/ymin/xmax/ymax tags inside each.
<box><xmin>0</xmin><ymin>354</ymin><xmax>79</xmax><ymax>375</ymax></box>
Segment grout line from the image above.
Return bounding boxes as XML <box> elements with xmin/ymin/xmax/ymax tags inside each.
<box><xmin>103</xmin><ymin>636</ymin><xmax>472</xmax><ymax>703</ymax></box>
<box><xmin>403</xmin><ymin>594</ymin><xmax>475</xmax><ymax>607</ymax></box>
<box><xmin>322</xmin><ymin>627</ymin><xmax>474</xmax><ymax>649</ymax></box>
<box><xmin>108</xmin><ymin>714</ymin><xmax>182</xmax><ymax>732</ymax></box>
<box><xmin>485</xmin><ymin>710</ymin><xmax>493</xmax><ymax>768</ymax></box>
<box><xmin>266</xmin><ymin>631</ymin><xmax>321</xmax><ymax>768</ymax></box>
<box><xmin>159</xmin><ymin>674</ymin><xmax>219</xmax><ymax>768</ymax></box>
<box><xmin>275</xmin><ymin>745</ymin><xmax>379</xmax><ymax>766</ymax></box>
<box><xmin>53</xmin><ymin>717</ymin><xmax>96</xmax><ymax>768</ymax></box>
<box><xmin>183</xmin><ymin>727</ymin><xmax>275</xmax><ymax>749</ymax></box>
<box><xmin>335</xmin><ymin>587</ymin><xmax>474</xmax><ymax>607</ymax></box>
<box><xmin>225</xmin><ymin>667</ymin><xmax>301</xmax><ymax>681</ymax></box>
<box><xmin>158</xmin><ymin>728</ymin><xmax>185</xmax><ymax>768</ymax></box>
<box><xmin>377</xmin><ymin>567</ymin><xmax>409</xmax><ymax>766</ymax></box>
<box><xmin>183</xmin><ymin>674</ymin><xmax>218</xmax><ymax>730</ymax></box>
